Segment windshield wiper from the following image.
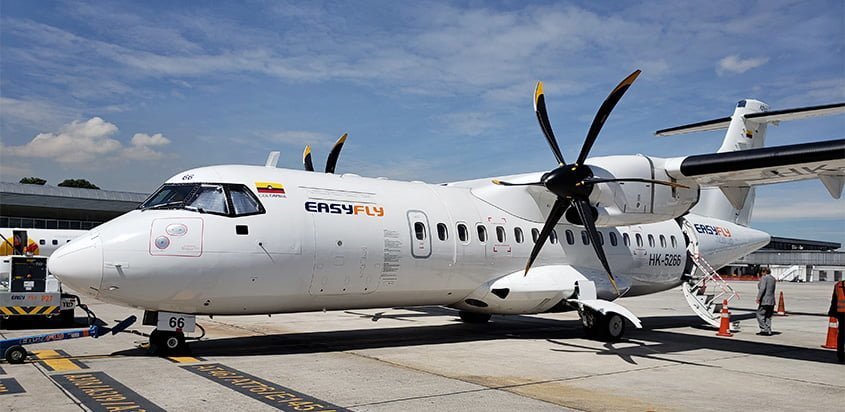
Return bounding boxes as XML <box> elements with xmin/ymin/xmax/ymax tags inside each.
<box><xmin>144</xmin><ymin>201</ymin><xmax>184</xmax><ymax>210</ymax></box>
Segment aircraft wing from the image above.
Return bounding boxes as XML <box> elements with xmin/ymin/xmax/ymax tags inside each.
<box><xmin>665</xmin><ymin>139</ymin><xmax>845</xmax><ymax>198</ymax></box>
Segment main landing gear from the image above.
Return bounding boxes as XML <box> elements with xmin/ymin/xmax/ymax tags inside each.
<box><xmin>580</xmin><ymin>307</ymin><xmax>626</xmax><ymax>341</ymax></box>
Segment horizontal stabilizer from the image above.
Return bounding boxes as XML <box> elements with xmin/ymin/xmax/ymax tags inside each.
<box><xmin>656</xmin><ymin>102</ymin><xmax>845</xmax><ymax>136</ymax></box>
<box><xmin>666</xmin><ymin>139</ymin><xmax>845</xmax><ymax>188</ymax></box>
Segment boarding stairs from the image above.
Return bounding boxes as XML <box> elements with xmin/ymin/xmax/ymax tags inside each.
<box><xmin>682</xmin><ymin>251</ymin><xmax>740</xmax><ymax>328</ymax></box>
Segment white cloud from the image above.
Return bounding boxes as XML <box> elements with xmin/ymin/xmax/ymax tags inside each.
<box><xmin>2</xmin><ymin>118</ymin><xmax>171</xmax><ymax>165</ymax></box>
<box><xmin>716</xmin><ymin>54</ymin><xmax>769</xmax><ymax>76</ymax></box>
<box><xmin>439</xmin><ymin>112</ymin><xmax>501</xmax><ymax>137</ymax></box>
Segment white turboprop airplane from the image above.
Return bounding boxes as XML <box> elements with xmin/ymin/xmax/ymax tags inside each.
<box><xmin>47</xmin><ymin>70</ymin><xmax>845</xmax><ymax>354</ymax></box>
<box><xmin>1</xmin><ymin>229</ymin><xmax>88</xmax><ymax>257</ymax></box>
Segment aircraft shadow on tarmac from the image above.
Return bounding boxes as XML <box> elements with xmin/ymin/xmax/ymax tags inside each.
<box><xmin>111</xmin><ymin>307</ymin><xmax>841</xmax><ymax>365</ymax></box>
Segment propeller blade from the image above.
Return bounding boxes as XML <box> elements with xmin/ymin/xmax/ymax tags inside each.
<box><xmin>575</xmin><ymin>69</ymin><xmax>641</xmax><ymax>166</ymax></box>
<box><xmin>325</xmin><ymin>133</ymin><xmax>348</xmax><ymax>174</ymax></box>
<box><xmin>534</xmin><ymin>81</ymin><xmax>566</xmax><ymax>165</ymax></box>
<box><xmin>524</xmin><ymin>198</ymin><xmax>568</xmax><ymax>276</ymax></box>
<box><xmin>581</xmin><ymin>177</ymin><xmax>689</xmax><ymax>189</ymax></box>
<box><xmin>303</xmin><ymin>145</ymin><xmax>314</xmax><ymax>172</ymax></box>
<box><xmin>492</xmin><ymin>179</ymin><xmax>543</xmax><ymax>187</ymax></box>
<box><xmin>573</xmin><ymin>198</ymin><xmax>620</xmax><ymax>295</ymax></box>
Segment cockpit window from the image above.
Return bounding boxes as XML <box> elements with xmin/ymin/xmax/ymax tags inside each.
<box><xmin>140</xmin><ymin>183</ymin><xmax>265</xmax><ymax>217</ymax></box>
<box><xmin>230</xmin><ymin>185</ymin><xmax>262</xmax><ymax>216</ymax></box>
<box><xmin>189</xmin><ymin>185</ymin><xmax>229</xmax><ymax>215</ymax></box>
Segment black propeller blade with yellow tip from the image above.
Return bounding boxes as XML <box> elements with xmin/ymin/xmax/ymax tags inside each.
<box><xmin>496</xmin><ymin>70</ymin><xmax>649</xmax><ymax>296</ymax></box>
<box><xmin>325</xmin><ymin>133</ymin><xmax>347</xmax><ymax>174</ymax></box>
<box><xmin>303</xmin><ymin>145</ymin><xmax>314</xmax><ymax>172</ymax></box>
<box><xmin>302</xmin><ymin>133</ymin><xmax>348</xmax><ymax>174</ymax></box>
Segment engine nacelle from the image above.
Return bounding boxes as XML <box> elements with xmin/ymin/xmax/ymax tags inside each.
<box><xmin>581</xmin><ymin>155</ymin><xmax>699</xmax><ymax>227</ymax></box>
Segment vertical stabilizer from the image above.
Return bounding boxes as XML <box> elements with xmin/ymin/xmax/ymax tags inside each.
<box><xmin>691</xmin><ymin>99</ymin><xmax>768</xmax><ymax>225</ymax></box>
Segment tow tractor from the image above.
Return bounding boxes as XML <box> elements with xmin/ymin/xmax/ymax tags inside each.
<box><xmin>0</xmin><ymin>255</ymin><xmax>77</xmax><ymax>328</ymax></box>
<box><xmin>0</xmin><ymin>315</ymin><xmax>136</xmax><ymax>364</ymax></box>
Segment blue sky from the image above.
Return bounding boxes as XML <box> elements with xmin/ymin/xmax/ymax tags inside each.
<box><xmin>1</xmin><ymin>0</ymin><xmax>843</xmax><ymax>245</ymax></box>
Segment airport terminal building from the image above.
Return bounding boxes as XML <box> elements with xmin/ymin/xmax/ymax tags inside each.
<box><xmin>1</xmin><ymin>181</ymin><xmax>842</xmax><ymax>281</ymax></box>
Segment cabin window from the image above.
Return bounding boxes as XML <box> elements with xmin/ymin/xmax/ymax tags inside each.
<box><xmin>495</xmin><ymin>226</ymin><xmax>506</xmax><ymax>243</ymax></box>
<box><xmin>623</xmin><ymin>233</ymin><xmax>630</xmax><ymax>247</ymax></box>
<box><xmin>39</xmin><ymin>239</ymin><xmax>45</xmax><ymax>245</ymax></box>
<box><xmin>609</xmin><ymin>232</ymin><xmax>618</xmax><ymax>247</ymax></box>
<box><xmin>457</xmin><ymin>223</ymin><xmax>469</xmax><ymax>243</ymax></box>
<box><xmin>636</xmin><ymin>233</ymin><xmax>643</xmax><ymax>247</ymax></box>
<box><xmin>598</xmin><ymin>232</ymin><xmax>604</xmax><ymax>245</ymax></box>
<box><xmin>52</xmin><ymin>239</ymin><xmax>58</xmax><ymax>245</ymax></box>
<box><xmin>648</xmin><ymin>234</ymin><xmax>655</xmax><ymax>247</ymax></box>
<box><xmin>437</xmin><ymin>223</ymin><xmax>448</xmax><ymax>241</ymax></box>
<box><xmin>550</xmin><ymin>229</ymin><xmax>558</xmax><ymax>244</ymax></box>
<box><xmin>671</xmin><ymin>235</ymin><xmax>678</xmax><ymax>248</ymax></box>
<box><xmin>414</xmin><ymin>222</ymin><xmax>427</xmax><ymax>240</ymax></box>
<box><xmin>532</xmin><ymin>228</ymin><xmax>539</xmax><ymax>243</ymax></box>
<box><xmin>565</xmin><ymin>229</ymin><xmax>575</xmax><ymax>245</ymax></box>
<box><xmin>514</xmin><ymin>227</ymin><xmax>524</xmax><ymax>243</ymax></box>
<box><xmin>581</xmin><ymin>230</ymin><xmax>590</xmax><ymax>245</ymax></box>
<box><xmin>659</xmin><ymin>235</ymin><xmax>667</xmax><ymax>248</ymax></box>
<box><xmin>477</xmin><ymin>225</ymin><xmax>487</xmax><ymax>243</ymax></box>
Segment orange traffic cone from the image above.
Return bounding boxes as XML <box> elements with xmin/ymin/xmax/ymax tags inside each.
<box><xmin>776</xmin><ymin>291</ymin><xmax>787</xmax><ymax>316</ymax></box>
<box><xmin>821</xmin><ymin>316</ymin><xmax>839</xmax><ymax>349</ymax></box>
<box><xmin>716</xmin><ymin>299</ymin><xmax>733</xmax><ymax>337</ymax></box>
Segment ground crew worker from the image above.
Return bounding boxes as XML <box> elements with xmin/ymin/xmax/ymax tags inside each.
<box><xmin>828</xmin><ymin>279</ymin><xmax>845</xmax><ymax>364</ymax></box>
<box><xmin>756</xmin><ymin>267</ymin><xmax>776</xmax><ymax>336</ymax></box>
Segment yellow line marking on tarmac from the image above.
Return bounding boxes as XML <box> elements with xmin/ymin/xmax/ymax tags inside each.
<box><xmin>31</xmin><ymin>350</ymin><xmax>84</xmax><ymax>372</ymax></box>
<box><xmin>167</xmin><ymin>356</ymin><xmax>204</xmax><ymax>363</ymax></box>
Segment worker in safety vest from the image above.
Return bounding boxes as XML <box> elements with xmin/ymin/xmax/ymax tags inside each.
<box><xmin>829</xmin><ymin>280</ymin><xmax>845</xmax><ymax>364</ymax></box>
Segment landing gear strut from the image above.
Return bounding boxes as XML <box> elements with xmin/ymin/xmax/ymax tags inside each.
<box><xmin>149</xmin><ymin>329</ymin><xmax>188</xmax><ymax>355</ymax></box>
<box><xmin>580</xmin><ymin>308</ymin><xmax>625</xmax><ymax>341</ymax></box>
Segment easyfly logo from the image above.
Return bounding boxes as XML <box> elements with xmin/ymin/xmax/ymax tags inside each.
<box><xmin>693</xmin><ymin>223</ymin><xmax>732</xmax><ymax>237</ymax></box>
<box><xmin>305</xmin><ymin>201</ymin><xmax>385</xmax><ymax>217</ymax></box>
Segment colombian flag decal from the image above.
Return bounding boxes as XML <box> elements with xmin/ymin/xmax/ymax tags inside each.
<box><xmin>255</xmin><ymin>181</ymin><xmax>286</xmax><ymax>194</ymax></box>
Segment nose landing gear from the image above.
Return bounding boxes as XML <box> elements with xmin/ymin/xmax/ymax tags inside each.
<box><xmin>148</xmin><ymin>329</ymin><xmax>188</xmax><ymax>355</ymax></box>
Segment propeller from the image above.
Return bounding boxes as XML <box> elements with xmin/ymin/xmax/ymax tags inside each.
<box><xmin>302</xmin><ymin>133</ymin><xmax>348</xmax><ymax>174</ymax></box>
<box><xmin>495</xmin><ymin>70</ymin><xmax>659</xmax><ymax>295</ymax></box>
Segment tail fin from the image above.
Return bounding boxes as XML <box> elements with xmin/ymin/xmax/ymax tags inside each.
<box><xmin>657</xmin><ymin>100</ymin><xmax>845</xmax><ymax>225</ymax></box>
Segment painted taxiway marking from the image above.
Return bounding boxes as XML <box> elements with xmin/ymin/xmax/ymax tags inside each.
<box><xmin>0</xmin><ymin>377</ymin><xmax>25</xmax><ymax>395</ymax></box>
<box><xmin>182</xmin><ymin>363</ymin><xmax>349</xmax><ymax>411</ymax></box>
<box><xmin>31</xmin><ymin>349</ymin><xmax>88</xmax><ymax>372</ymax></box>
<box><xmin>52</xmin><ymin>371</ymin><xmax>165</xmax><ymax>412</ymax></box>
<box><xmin>166</xmin><ymin>356</ymin><xmax>205</xmax><ymax>363</ymax></box>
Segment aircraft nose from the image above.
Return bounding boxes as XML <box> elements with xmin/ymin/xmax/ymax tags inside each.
<box><xmin>48</xmin><ymin>235</ymin><xmax>103</xmax><ymax>295</ymax></box>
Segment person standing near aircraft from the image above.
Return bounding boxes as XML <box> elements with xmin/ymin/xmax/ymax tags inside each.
<box><xmin>828</xmin><ymin>279</ymin><xmax>845</xmax><ymax>363</ymax></box>
<box><xmin>756</xmin><ymin>267</ymin><xmax>776</xmax><ymax>336</ymax></box>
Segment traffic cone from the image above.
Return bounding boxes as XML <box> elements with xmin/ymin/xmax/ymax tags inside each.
<box><xmin>776</xmin><ymin>291</ymin><xmax>787</xmax><ymax>316</ymax></box>
<box><xmin>716</xmin><ymin>299</ymin><xmax>733</xmax><ymax>337</ymax></box>
<box><xmin>821</xmin><ymin>317</ymin><xmax>839</xmax><ymax>349</ymax></box>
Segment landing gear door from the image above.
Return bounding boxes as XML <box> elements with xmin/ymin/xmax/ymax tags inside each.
<box><xmin>407</xmin><ymin>210</ymin><xmax>431</xmax><ymax>258</ymax></box>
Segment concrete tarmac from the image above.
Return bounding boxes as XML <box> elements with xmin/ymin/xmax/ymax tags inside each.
<box><xmin>0</xmin><ymin>281</ymin><xmax>841</xmax><ymax>411</ymax></box>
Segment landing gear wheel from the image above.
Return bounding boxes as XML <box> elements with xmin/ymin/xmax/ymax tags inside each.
<box><xmin>149</xmin><ymin>330</ymin><xmax>187</xmax><ymax>355</ymax></box>
<box><xmin>458</xmin><ymin>311</ymin><xmax>492</xmax><ymax>323</ymax></box>
<box><xmin>580</xmin><ymin>310</ymin><xmax>626</xmax><ymax>341</ymax></box>
<box><xmin>5</xmin><ymin>345</ymin><xmax>27</xmax><ymax>364</ymax></box>
<box><xmin>604</xmin><ymin>313</ymin><xmax>626</xmax><ymax>341</ymax></box>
